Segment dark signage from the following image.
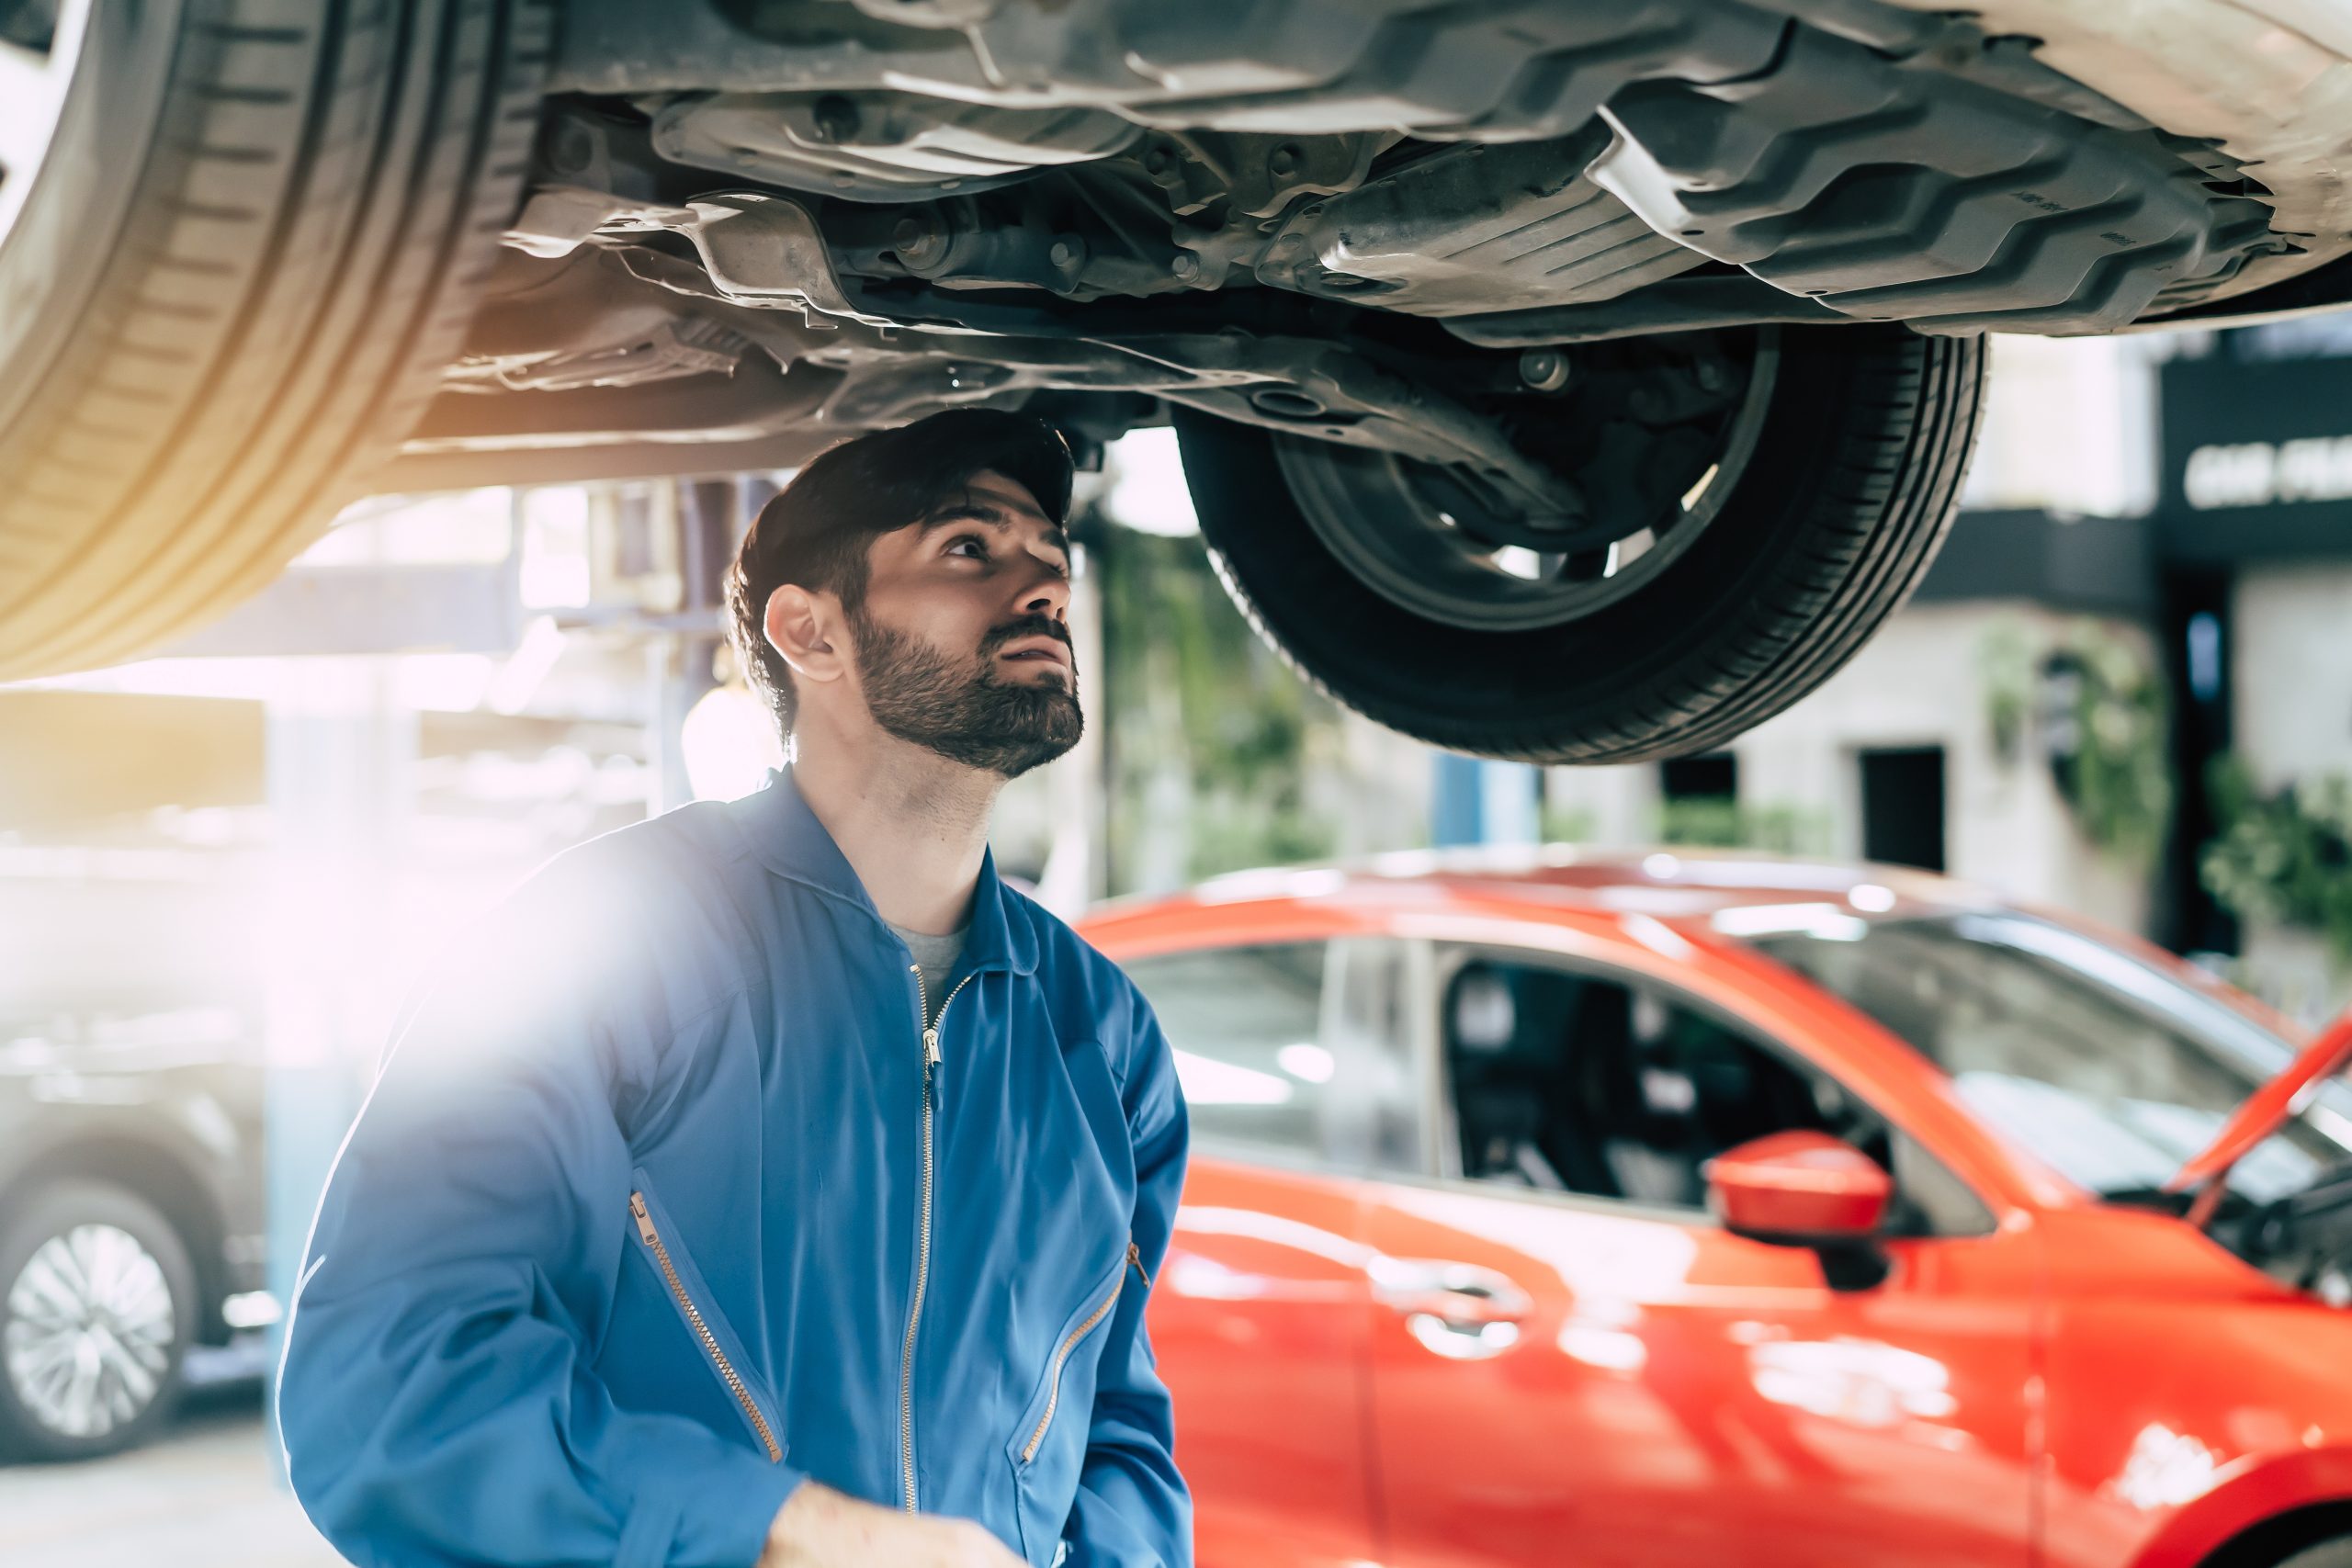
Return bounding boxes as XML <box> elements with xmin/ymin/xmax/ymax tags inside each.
<box><xmin>2159</xmin><ymin>352</ymin><xmax>2352</xmax><ymax>563</ymax></box>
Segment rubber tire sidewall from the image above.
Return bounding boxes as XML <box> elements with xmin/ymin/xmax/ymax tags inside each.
<box><xmin>0</xmin><ymin>0</ymin><xmax>548</xmax><ymax>680</ymax></box>
<box><xmin>0</xmin><ymin>1179</ymin><xmax>199</xmax><ymax>1462</ymax></box>
<box><xmin>1176</xmin><ymin>324</ymin><xmax>1986</xmax><ymax>764</ymax></box>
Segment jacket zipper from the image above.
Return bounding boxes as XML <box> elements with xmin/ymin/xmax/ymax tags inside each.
<box><xmin>629</xmin><ymin>1191</ymin><xmax>782</xmax><ymax>1463</ymax></box>
<box><xmin>900</xmin><ymin>964</ymin><xmax>976</xmax><ymax>1513</ymax></box>
<box><xmin>1020</xmin><ymin>1243</ymin><xmax>1152</xmax><ymax>1466</ymax></box>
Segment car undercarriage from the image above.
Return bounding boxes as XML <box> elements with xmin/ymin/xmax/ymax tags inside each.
<box><xmin>4</xmin><ymin>0</ymin><xmax>2348</xmax><ymax>758</ymax></box>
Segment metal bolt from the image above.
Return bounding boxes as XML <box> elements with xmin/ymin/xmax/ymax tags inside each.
<box><xmin>1048</xmin><ymin>236</ymin><xmax>1085</xmax><ymax>269</ymax></box>
<box><xmin>1170</xmin><ymin>253</ymin><xmax>1200</xmax><ymax>280</ymax></box>
<box><xmin>892</xmin><ymin>214</ymin><xmax>945</xmax><ymax>267</ymax></box>
<box><xmin>1267</xmin><ymin>142</ymin><xmax>1301</xmax><ymax>177</ymax></box>
<box><xmin>810</xmin><ymin>94</ymin><xmax>861</xmax><ymax>144</ymax></box>
<box><xmin>1518</xmin><ymin>348</ymin><xmax>1570</xmax><ymax>392</ymax></box>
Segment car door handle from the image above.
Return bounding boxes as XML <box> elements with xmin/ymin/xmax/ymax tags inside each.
<box><xmin>1368</xmin><ymin>1258</ymin><xmax>1532</xmax><ymax>1360</ymax></box>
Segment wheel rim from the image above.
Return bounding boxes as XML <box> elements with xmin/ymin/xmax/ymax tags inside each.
<box><xmin>1273</xmin><ymin>332</ymin><xmax>1781</xmax><ymax>632</ymax></box>
<box><xmin>0</xmin><ymin>0</ymin><xmax>96</xmax><ymax>256</ymax></box>
<box><xmin>5</xmin><ymin>1222</ymin><xmax>178</xmax><ymax>1440</ymax></box>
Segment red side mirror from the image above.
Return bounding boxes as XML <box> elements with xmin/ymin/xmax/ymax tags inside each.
<box><xmin>1705</xmin><ymin>1130</ymin><xmax>1891</xmax><ymax>1244</ymax></box>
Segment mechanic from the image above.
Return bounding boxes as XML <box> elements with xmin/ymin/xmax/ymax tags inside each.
<box><xmin>277</xmin><ymin>409</ymin><xmax>1193</xmax><ymax>1568</ymax></box>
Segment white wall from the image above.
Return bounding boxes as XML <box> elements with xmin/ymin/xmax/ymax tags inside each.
<box><xmin>1961</xmin><ymin>335</ymin><xmax>2161</xmax><ymax>519</ymax></box>
<box><xmin>2232</xmin><ymin>562</ymin><xmax>2352</xmax><ymax>791</ymax></box>
<box><xmin>1543</xmin><ymin>600</ymin><xmax>2160</xmax><ymax>933</ymax></box>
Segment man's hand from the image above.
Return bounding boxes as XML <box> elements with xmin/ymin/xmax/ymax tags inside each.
<box><xmin>760</xmin><ymin>1481</ymin><xmax>1028</xmax><ymax>1568</ymax></box>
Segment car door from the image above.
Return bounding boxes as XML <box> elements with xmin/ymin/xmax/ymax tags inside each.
<box><xmin>1122</xmin><ymin>937</ymin><xmax>1387</xmax><ymax>1568</ymax></box>
<box><xmin>1358</xmin><ymin>940</ymin><xmax>2041</xmax><ymax>1568</ymax></box>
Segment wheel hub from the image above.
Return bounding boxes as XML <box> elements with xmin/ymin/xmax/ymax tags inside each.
<box><xmin>1274</xmin><ymin>332</ymin><xmax>1781</xmax><ymax>633</ymax></box>
<box><xmin>5</xmin><ymin>1222</ymin><xmax>176</xmax><ymax>1440</ymax></box>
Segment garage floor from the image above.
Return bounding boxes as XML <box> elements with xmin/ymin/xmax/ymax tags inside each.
<box><xmin>0</xmin><ymin>1356</ymin><xmax>345</xmax><ymax>1568</ymax></box>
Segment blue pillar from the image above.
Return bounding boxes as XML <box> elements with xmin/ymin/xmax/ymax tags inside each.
<box><xmin>1431</xmin><ymin>752</ymin><xmax>1486</xmax><ymax>847</ymax></box>
<box><xmin>1432</xmin><ymin>753</ymin><xmax>1539</xmax><ymax>847</ymax></box>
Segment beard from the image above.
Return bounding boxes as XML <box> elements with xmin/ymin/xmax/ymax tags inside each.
<box><xmin>848</xmin><ymin>606</ymin><xmax>1084</xmax><ymax>778</ymax></box>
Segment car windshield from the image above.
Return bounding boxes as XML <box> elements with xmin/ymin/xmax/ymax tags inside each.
<box><xmin>1742</xmin><ymin>908</ymin><xmax>2352</xmax><ymax>1204</ymax></box>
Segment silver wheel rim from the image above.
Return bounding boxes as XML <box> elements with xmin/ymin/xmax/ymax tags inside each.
<box><xmin>1273</xmin><ymin>334</ymin><xmax>1781</xmax><ymax>632</ymax></box>
<box><xmin>5</xmin><ymin>1223</ymin><xmax>178</xmax><ymax>1440</ymax></box>
<box><xmin>0</xmin><ymin>0</ymin><xmax>98</xmax><ymax>255</ymax></box>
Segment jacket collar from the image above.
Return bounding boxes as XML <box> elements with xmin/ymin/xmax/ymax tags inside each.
<box><xmin>733</xmin><ymin>766</ymin><xmax>1039</xmax><ymax>977</ymax></box>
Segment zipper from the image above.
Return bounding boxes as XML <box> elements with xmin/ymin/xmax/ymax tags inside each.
<box><xmin>628</xmin><ymin>1190</ymin><xmax>782</xmax><ymax>1463</ymax></box>
<box><xmin>900</xmin><ymin>964</ymin><xmax>976</xmax><ymax>1514</ymax></box>
<box><xmin>1020</xmin><ymin>1242</ymin><xmax>1151</xmax><ymax>1467</ymax></box>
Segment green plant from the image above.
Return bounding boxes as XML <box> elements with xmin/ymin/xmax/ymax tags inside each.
<box><xmin>1979</xmin><ymin>616</ymin><xmax>2171</xmax><ymax>863</ymax></box>
<box><xmin>1095</xmin><ymin>518</ymin><xmax>1350</xmax><ymax>891</ymax></box>
<box><xmin>1653</xmin><ymin>797</ymin><xmax>1832</xmax><ymax>855</ymax></box>
<box><xmin>2201</xmin><ymin>758</ymin><xmax>2352</xmax><ymax>961</ymax></box>
<box><xmin>1539</xmin><ymin>802</ymin><xmax>1597</xmax><ymax>845</ymax></box>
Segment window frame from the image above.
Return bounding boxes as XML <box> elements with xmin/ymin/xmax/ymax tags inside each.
<box><xmin>1123</xmin><ymin>935</ymin><xmax>1412</xmax><ymax>1176</ymax></box>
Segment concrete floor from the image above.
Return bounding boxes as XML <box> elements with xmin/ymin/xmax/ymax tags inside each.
<box><xmin>0</xmin><ymin>1357</ymin><xmax>346</xmax><ymax>1568</ymax></box>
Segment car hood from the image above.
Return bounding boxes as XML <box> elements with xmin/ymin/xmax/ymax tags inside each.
<box><xmin>2170</xmin><ymin>1002</ymin><xmax>2352</xmax><ymax>1196</ymax></box>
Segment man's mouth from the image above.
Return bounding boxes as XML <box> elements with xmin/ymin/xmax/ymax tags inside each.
<box><xmin>997</xmin><ymin>637</ymin><xmax>1071</xmax><ymax>671</ymax></box>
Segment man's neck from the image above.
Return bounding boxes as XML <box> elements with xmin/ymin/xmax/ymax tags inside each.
<box><xmin>788</xmin><ymin>724</ymin><xmax>999</xmax><ymax>937</ymax></box>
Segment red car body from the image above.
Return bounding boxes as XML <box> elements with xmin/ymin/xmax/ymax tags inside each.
<box><xmin>1076</xmin><ymin>850</ymin><xmax>2352</xmax><ymax>1568</ymax></box>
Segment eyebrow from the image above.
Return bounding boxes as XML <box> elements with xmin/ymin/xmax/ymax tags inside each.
<box><xmin>917</xmin><ymin>500</ymin><xmax>1070</xmax><ymax>558</ymax></box>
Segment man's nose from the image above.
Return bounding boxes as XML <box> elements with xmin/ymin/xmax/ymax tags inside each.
<box><xmin>1018</xmin><ymin>556</ymin><xmax>1071</xmax><ymax>619</ymax></box>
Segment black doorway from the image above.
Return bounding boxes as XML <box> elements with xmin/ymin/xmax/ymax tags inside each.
<box><xmin>1859</xmin><ymin>747</ymin><xmax>1947</xmax><ymax>872</ymax></box>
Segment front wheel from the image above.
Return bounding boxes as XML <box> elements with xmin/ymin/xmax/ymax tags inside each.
<box><xmin>0</xmin><ymin>1180</ymin><xmax>198</xmax><ymax>1461</ymax></box>
<box><xmin>1175</xmin><ymin>324</ymin><xmax>1986</xmax><ymax>764</ymax></box>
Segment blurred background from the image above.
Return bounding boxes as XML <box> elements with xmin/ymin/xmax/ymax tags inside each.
<box><xmin>7</xmin><ymin>315</ymin><xmax>2352</xmax><ymax>1563</ymax></box>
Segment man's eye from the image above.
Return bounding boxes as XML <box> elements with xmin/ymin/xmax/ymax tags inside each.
<box><xmin>946</xmin><ymin>535</ymin><xmax>988</xmax><ymax>559</ymax></box>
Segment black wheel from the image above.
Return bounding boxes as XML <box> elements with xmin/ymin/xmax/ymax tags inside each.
<box><xmin>1174</xmin><ymin>325</ymin><xmax>1986</xmax><ymax>764</ymax></box>
<box><xmin>0</xmin><ymin>1179</ymin><xmax>198</xmax><ymax>1461</ymax></box>
<box><xmin>0</xmin><ymin>0</ymin><xmax>548</xmax><ymax>680</ymax></box>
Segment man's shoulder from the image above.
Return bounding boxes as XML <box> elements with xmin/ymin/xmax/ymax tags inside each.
<box><xmin>1008</xmin><ymin>888</ymin><xmax>1158</xmax><ymax>1040</ymax></box>
<box><xmin>434</xmin><ymin>802</ymin><xmax>763</xmax><ymax>1017</ymax></box>
<box><xmin>1007</xmin><ymin>886</ymin><xmax>1120</xmax><ymax>980</ymax></box>
<box><xmin>507</xmin><ymin>799</ymin><xmax>752</xmax><ymax>912</ymax></box>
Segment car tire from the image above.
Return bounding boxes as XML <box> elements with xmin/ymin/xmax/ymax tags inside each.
<box><xmin>0</xmin><ymin>1179</ymin><xmax>200</xmax><ymax>1461</ymax></box>
<box><xmin>0</xmin><ymin>0</ymin><xmax>549</xmax><ymax>680</ymax></box>
<box><xmin>1173</xmin><ymin>324</ymin><xmax>1986</xmax><ymax>764</ymax></box>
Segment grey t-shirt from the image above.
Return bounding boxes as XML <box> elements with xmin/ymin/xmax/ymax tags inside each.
<box><xmin>889</xmin><ymin>921</ymin><xmax>968</xmax><ymax>1027</ymax></box>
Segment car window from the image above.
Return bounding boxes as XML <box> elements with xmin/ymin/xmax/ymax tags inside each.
<box><xmin>1747</xmin><ymin>909</ymin><xmax>2352</xmax><ymax>1205</ymax></box>
<box><xmin>1431</xmin><ymin>947</ymin><xmax>1986</xmax><ymax>1235</ymax></box>
<box><xmin>1440</xmin><ymin>951</ymin><xmax>1845</xmax><ymax>1212</ymax></box>
<box><xmin>1125</xmin><ymin>942</ymin><xmax>1331</xmax><ymax>1161</ymax></box>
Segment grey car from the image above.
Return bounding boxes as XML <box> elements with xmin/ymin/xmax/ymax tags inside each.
<box><xmin>0</xmin><ymin>1010</ymin><xmax>266</xmax><ymax>1461</ymax></box>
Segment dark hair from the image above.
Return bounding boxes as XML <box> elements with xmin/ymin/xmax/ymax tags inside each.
<box><xmin>723</xmin><ymin>408</ymin><xmax>1075</xmax><ymax>741</ymax></box>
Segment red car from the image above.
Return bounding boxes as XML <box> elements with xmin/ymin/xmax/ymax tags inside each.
<box><xmin>1079</xmin><ymin>851</ymin><xmax>2352</xmax><ymax>1568</ymax></box>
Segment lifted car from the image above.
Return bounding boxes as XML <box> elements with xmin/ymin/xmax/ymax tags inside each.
<box><xmin>3</xmin><ymin>0</ymin><xmax>2348</xmax><ymax>759</ymax></box>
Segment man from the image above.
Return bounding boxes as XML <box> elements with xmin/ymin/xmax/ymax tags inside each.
<box><xmin>278</xmin><ymin>409</ymin><xmax>1192</xmax><ymax>1568</ymax></box>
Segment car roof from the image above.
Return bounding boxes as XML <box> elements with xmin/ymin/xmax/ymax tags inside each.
<box><xmin>1080</xmin><ymin>843</ymin><xmax>2003</xmax><ymax>937</ymax></box>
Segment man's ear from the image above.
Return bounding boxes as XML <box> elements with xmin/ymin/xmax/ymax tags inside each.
<box><xmin>765</xmin><ymin>583</ymin><xmax>848</xmax><ymax>684</ymax></box>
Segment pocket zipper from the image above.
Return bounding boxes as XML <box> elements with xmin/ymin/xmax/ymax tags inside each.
<box><xmin>1021</xmin><ymin>1243</ymin><xmax>1152</xmax><ymax>1466</ymax></box>
<box><xmin>630</xmin><ymin>1190</ymin><xmax>783</xmax><ymax>1463</ymax></box>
